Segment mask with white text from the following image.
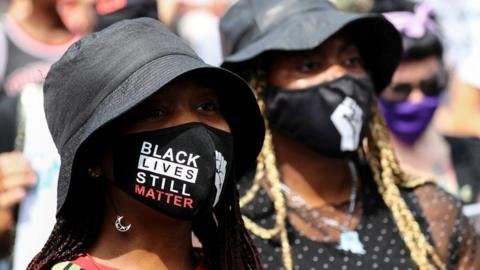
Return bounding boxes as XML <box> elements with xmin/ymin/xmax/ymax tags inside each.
<box><xmin>113</xmin><ymin>123</ymin><xmax>233</xmax><ymax>220</ymax></box>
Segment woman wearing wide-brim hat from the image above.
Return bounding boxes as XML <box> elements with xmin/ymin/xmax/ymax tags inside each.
<box><xmin>27</xmin><ymin>18</ymin><xmax>264</xmax><ymax>270</ymax></box>
<box><xmin>220</xmin><ymin>0</ymin><xmax>480</xmax><ymax>269</ymax></box>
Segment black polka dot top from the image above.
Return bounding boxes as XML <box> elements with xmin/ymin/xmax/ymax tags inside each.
<box><xmin>238</xmin><ymin>162</ymin><xmax>480</xmax><ymax>270</ymax></box>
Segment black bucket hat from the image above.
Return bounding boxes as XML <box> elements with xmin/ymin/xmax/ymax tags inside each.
<box><xmin>44</xmin><ymin>18</ymin><xmax>265</xmax><ymax>215</ymax></box>
<box><xmin>220</xmin><ymin>0</ymin><xmax>403</xmax><ymax>93</ymax></box>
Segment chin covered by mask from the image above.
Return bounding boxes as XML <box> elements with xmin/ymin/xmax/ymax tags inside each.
<box><xmin>378</xmin><ymin>96</ymin><xmax>440</xmax><ymax>145</ymax></box>
<box><xmin>112</xmin><ymin>123</ymin><xmax>233</xmax><ymax>220</ymax></box>
<box><xmin>265</xmin><ymin>75</ymin><xmax>374</xmax><ymax>157</ymax></box>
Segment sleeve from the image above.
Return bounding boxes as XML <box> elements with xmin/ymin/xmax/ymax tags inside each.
<box><xmin>413</xmin><ymin>184</ymin><xmax>480</xmax><ymax>269</ymax></box>
<box><xmin>0</xmin><ymin>95</ymin><xmax>18</xmax><ymax>153</ymax></box>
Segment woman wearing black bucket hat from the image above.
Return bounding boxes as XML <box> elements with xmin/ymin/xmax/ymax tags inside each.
<box><xmin>220</xmin><ymin>0</ymin><xmax>480</xmax><ymax>269</ymax></box>
<box><xmin>27</xmin><ymin>18</ymin><xmax>264</xmax><ymax>270</ymax></box>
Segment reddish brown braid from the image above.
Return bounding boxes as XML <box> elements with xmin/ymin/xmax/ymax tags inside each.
<box><xmin>28</xmin><ymin>166</ymin><xmax>262</xmax><ymax>270</ymax></box>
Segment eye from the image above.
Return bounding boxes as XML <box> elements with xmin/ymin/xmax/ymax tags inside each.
<box><xmin>196</xmin><ymin>100</ymin><xmax>220</xmax><ymax>113</ymax></box>
<box><xmin>141</xmin><ymin>108</ymin><xmax>167</xmax><ymax>120</ymax></box>
<box><xmin>297</xmin><ymin>60</ymin><xmax>322</xmax><ymax>73</ymax></box>
<box><xmin>343</xmin><ymin>56</ymin><xmax>363</xmax><ymax>68</ymax></box>
<box><xmin>339</xmin><ymin>45</ymin><xmax>364</xmax><ymax>72</ymax></box>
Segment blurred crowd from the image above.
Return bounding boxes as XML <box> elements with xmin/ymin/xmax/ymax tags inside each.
<box><xmin>0</xmin><ymin>0</ymin><xmax>480</xmax><ymax>269</ymax></box>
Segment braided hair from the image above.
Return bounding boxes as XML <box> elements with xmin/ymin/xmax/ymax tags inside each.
<box><xmin>27</xmin><ymin>161</ymin><xmax>106</xmax><ymax>269</ymax></box>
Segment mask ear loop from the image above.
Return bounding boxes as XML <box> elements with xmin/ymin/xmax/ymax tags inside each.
<box><xmin>87</xmin><ymin>166</ymin><xmax>132</xmax><ymax>232</ymax></box>
<box><xmin>212</xmin><ymin>212</ymin><xmax>219</xmax><ymax>227</ymax></box>
<box><xmin>107</xmin><ymin>187</ymin><xmax>132</xmax><ymax>233</ymax></box>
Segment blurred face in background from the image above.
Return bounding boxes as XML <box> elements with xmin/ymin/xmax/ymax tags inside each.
<box><xmin>379</xmin><ymin>55</ymin><xmax>447</xmax><ymax>145</ymax></box>
<box><xmin>382</xmin><ymin>55</ymin><xmax>445</xmax><ymax>103</ymax></box>
<box><xmin>57</xmin><ymin>0</ymin><xmax>97</xmax><ymax>35</ymax></box>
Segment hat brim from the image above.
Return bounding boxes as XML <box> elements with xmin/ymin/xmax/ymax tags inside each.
<box><xmin>223</xmin><ymin>11</ymin><xmax>402</xmax><ymax>93</ymax></box>
<box><xmin>56</xmin><ymin>54</ymin><xmax>264</xmax><ymax>214</ymax></box>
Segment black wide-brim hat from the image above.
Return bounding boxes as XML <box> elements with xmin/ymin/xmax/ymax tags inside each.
<box><xmin>220</xmin><ymin>0</ymin><xmax>403</xmax><ymax>93</ymax></box>
<box><xmin>44</xmin><ymin>18</ymin><xmax>265</xmax><ymax>215</ymax></box>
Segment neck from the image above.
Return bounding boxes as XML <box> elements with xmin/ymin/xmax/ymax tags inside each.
<box><xmin>271</xmin><ymin>130</ymin><xmax>354</xmax><ymax>208</ymax></box>
<box><xmin>390</xmin><ymin>124</ymin><xmax>451</xmax><ymax>175</ymax></box>
<box><xmin>391</xmin><ymin>125</ymin><xmax>448</xmax><ymax>161</ymax></box>
<box><xmin>90</xmin><ymin>187</ymin><xmax>194</xmax><ymax>270</ymax></box>
<box><xmin>10</xmin><ymin>2</ymin><xmax>73</xmax><ymax>45</ymax></box>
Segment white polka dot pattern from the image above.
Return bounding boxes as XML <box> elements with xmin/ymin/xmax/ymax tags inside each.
<box><xmin>238</xmin><ymin>166</ymin><xmax>480</xmax><ymax>269</ymax></box>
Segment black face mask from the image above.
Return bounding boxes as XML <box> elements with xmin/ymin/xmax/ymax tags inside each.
<box><xmin>113</xmin><ymin>123</ymin><xmax>234</xmax><ymax>220</ymax></box>
<box><xmin>266</xmin><ymin>75</ymin><xmax>373</xmax><ymax>157</ymax></box>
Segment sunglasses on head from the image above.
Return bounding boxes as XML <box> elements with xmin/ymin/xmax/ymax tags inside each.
<box><xmin>386</xmin><ymin>69</ymin><xmax>448</xmax><ymax>101</ymax></box>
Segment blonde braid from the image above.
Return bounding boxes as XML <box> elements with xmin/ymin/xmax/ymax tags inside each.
<box><xmin>365</xmin><ymin>96</ymin><xmax>445</xmax><ymax>270</ymax></box>
<box><xmin>240</xmin><ymin>71</ymin><xmax>293</xmax><ymax>270</ymax></box>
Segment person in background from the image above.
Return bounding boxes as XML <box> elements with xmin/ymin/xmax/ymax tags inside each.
<box><xmin>94</xmin><ymin>0</ymin><xmax>157</xmax><ymax>31</ymax></box>
<box><xmin>174</xmin><ymin>0</ymin><xmax>230</xmax><ymax>66</ymax></box>
<box><xmin>28</xmin><ymin>17</ymin><xmax>264</xmax><ymax>270</ymax></box>
<box><xmin>436</xmin><ymin>74</ymin><xmax>480</xmax><ymax>137</ymax></box>
<box><xmin>56</xmin><ymin>0</ymin><xmax>97</xmax><ymax>36</ymax></box>
<box><xmin>0</xmin><ymin>0</ymin><xmax>92</xmax><ymax>96</ymax></box>
<box><xmin>220</xmin><ymin>0</ymin><xmax>480</xmax><ymax>269</ymax></box>
<box><xmin>423</xmin><ymin>0</ymin><xmax>480</xmax><ymax>137</ymax></box>
<box><xmin>156</xmin><ymin>0</ymin><xmax>229</xmax><ymax>66</ymax></box>
<box><xmin>0</xmin><ymin>0</ymin><xmax>95</xmax><ymax>269</ymax></box>
<box><xmin>156</xmin><ymin>0</ymin><xmax>180</xmax><ymax>28</ymax></box>
<box><xmin>0</xmin><ymin>151</ymin><xmax>36</xmax><ymax>270</ymax></box>
<box><xmin>330</xmin><ymin>0</ymin><xmax>373</xmax><ymax>13</ymax></box>
<box><xmin>374</xmin><ymin>1</ymin><xmax>480</xmax><ymax>205</ymax></box>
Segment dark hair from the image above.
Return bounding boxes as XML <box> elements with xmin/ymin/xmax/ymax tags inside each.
<box><xmin>0</xmin><ymin>228</ymin><xmax>13</xmax><ymax>259</ymax></box>
<box><xmin>27</xmin><ymin>129</ymin><xmax>262</xmax><ymax>269</ymax></box>
<box><xmin>371</xmin><ymin>0</ymin><xmax>416</xmax><ymax>13</ymax></box>
<box><xmin>372</xmin><ymin>0</ymin><xmax>443</xmax><ymax>61</ymax></box>
<box><xmin>401</xmin><ymin>31</ymin><xmax>443</xmax><ymax>60</ymax></box>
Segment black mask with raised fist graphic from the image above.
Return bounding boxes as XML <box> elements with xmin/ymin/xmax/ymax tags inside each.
<box><xmin>113</xmin><ymin>123</ymin><xmax>234</xmax><ymax>220</ymax></box>
<box><xmin>266</xmin><ymin>75</ymin><xmax>374</xmax><ymax>157</ymax></box>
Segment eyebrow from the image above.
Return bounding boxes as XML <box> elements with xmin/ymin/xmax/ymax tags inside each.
<box><xmin>338</xmin><ymin>41</ymin><xmax>358</xmax><ymax>54</ymax></box>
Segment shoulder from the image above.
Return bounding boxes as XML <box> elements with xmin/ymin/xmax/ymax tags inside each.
<box><xmin>444</xmin><ymin>135</ymin><xmax>480</xmax><ymax>157</ymax></box>
<box><xmin>237</xmin><ymin>165</ymin><xmax>256</xmax><ymax>194</ymax></box>
<box><xmin>402</xmin><ymin>183</ymin><xmax>469</xmax><ymax>263</ymax></box>
<box><xmin>401</xmin><ymin>183</ymin><xmax>462</xmax><ymax>229</ymax></box>
<box><xmin>408</xmin><ymin>182</ymin><xmax>461</xmax><ymax>209</ymax></box>
<box><xmin>237</xmin><ymin>166</ymin><xmax>276</xmax><ymax>222</ymax></box>
<box><xmin>52</xmin><ymin>255</ymin><xmax>119</xmax><ymax>270</ymax></box>
<box><xmin>52</xmin><ymin>262</ymin><xmax>83</xmax><ymax>270</ymax></box>
<box><xmin>445</xmin><ymin>134</ymin><xmax>480</xmax><ymax>147</ymax></box>
<box><xmin>444</xmin><ymin>135</ymin><xmax>480</xmax><ymax>203</ymax></box>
